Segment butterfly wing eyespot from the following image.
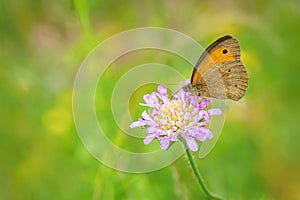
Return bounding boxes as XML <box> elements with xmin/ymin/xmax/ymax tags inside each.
<box><xmin>190</xmin><ymin>35</ymin><xmax>249</xmax><ymax>101</ymax></box>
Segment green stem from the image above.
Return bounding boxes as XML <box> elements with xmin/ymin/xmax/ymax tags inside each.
<box><xmin>183</xmin><ymin>142</ymin><xmax>223</xmax><ymax>200</ymax></box>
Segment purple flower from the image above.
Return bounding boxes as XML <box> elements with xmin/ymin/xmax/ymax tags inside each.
<box><xmin>130</xmin><ymin>81</ymin><xmax>222</xmax><ymax>152</ymax></box>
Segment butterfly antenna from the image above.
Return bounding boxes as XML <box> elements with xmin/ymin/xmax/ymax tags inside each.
<box><xmin>164</xmin><ymin>82</ymin><xmax>182</xmax><ymax>100</ymax></box>
<box><xmin>170</xmin><ymin>86</ymin><xmax>185</xmax><ymax>100</ymax></box>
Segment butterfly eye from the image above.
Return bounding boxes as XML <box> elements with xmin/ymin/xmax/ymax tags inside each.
<box><xmin>222</xmin><ymin>49</ymin><xmax>228</xmax><ymax>54</ymax></box>
<box><xmin>228</xmin><ymin>69</ymin><xmax>231</xmax><ymax>73</ymax></box>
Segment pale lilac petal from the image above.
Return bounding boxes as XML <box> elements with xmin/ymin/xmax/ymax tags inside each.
<box><xmin>200</xmin><ymin>110</ymin><xmax>210</xmax><ymax>121</ymax></box>
<box><xmin>141</xmin><ymin>111</ymin><xmax>151</xmax><ymax>121</ymax></box>
<box><xmin>150</xmin><ymin>92</ymin><xmax>158</xmax><ymax>101</ymax></box>
<box><xmin>158</xmin><ymin>85</ymin><xmax>167</xmax><ymax>94</ymax></box>
<box><xmin>183</xmin><ymin>112</ymin><xmax>192</xmax><ymax>122</ymax></box>
<box><xmin>157</xmin><ymin>85</ymin><xmax>169</xmax><ymax>103</ymax></box>
<box><xmin>130</xmin><ymin>120</ymin><xmax>148</xmax><ymax>128</ymax></box>
<box><xmin>143</xmin><ymin>94</ymin><xmax>151</xmax><ymax>103</ymax></box>
<box><xmin>143</xmin><ymin>93</ymin><xmax>158</xmax><ymax>107</ymax></box>
<box><xmin>198</xmin><ymin>120</ymin><xmax>210</xmax><ymax>126</ymax></box>
<box><xmin>146</xmin><ymin>126</ymin><xmax>157</xmax><ymax>134</ymax></box>
<box><xmin>194</xmin><ymin>132</ymin><xmax>205</xmax><ymax>141</ymax></box>
<box><xmin>185</xmin><ymin>79</ymin><xmax>191</xmax><ymax>85</ymax></box>
<box><xmin>177</xmin><ymin>89</ymin><xmax>185</xmax><ymax>99</ymax></box>
<box><xmin>160</xmin><ymin>138</ymin><xmax>170</xmax><ymax>149</ymax></box>
<box><xmin>178</xmin><ymin>81</ymin><xmax>183</xmax><ymax>89</ymax></box>
<box><xmin>185</xmin><ymin>137</ymin><xmax>198</xmax><ymax>152</ymax></box>
<box><xmin>194</xmin><ymin>113</ymin><xmax>204</xmax><ymax>122</ymax></box>
<box><xmin>170</xmin><ymin>133</ymin><xmax>178</xmax><ymax>141</ymax></box>
<box><xmin>195</xmin><ymin>127</ymin><xmax>213</xmax><ymax>141</ymax></box>
<box><xmin>197</xmin><ymin>99</ymin><xmax>210</xmax><ymax>110</ymax></box>
<box><xmin>144</xmin><ymin>134</ymin><xmax>157</xmax><ymax>144</ymax></box>
<box><xmin>208</xmin><ymin>108</ymin><xmax>222</xmax><ymax>116</ymax></box>
<box><xmin>207</xmin><ymin>132</ymin><xmax>213</xmax><ymax>139</ymax></box>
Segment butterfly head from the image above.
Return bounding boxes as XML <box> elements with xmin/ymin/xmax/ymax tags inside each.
<box><xmin>182</xmin><ymin>83</ymin><xmax>202</xmax><ymax>97</ymax></box>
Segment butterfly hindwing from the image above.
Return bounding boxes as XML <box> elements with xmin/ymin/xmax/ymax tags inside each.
<box><xmin>217</xmin><ymin>61</ymin><xmax>249</xmax><ymax>100</ymax></box>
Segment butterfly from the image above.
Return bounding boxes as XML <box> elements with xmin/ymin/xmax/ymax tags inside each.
<box><xmin>183</xmin><ymin>35</ymin><xmax>249</xmax><ymax>101</ymax></box>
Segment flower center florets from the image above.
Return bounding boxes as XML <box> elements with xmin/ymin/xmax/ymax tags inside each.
<box><xmin>130</xmin><ymin>83</ymin><xmax>222</xmax><ymax>151</ymax></box>
<box><xmin>153</xmin><ymin>98</ymin><xmax>198</xmax><ymax>133</ymax></box>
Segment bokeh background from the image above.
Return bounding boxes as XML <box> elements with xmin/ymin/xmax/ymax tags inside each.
<box><xmin>1</xmin><ymin>0</ymin><xmax>300</xmax><ymax>199</ymax></box>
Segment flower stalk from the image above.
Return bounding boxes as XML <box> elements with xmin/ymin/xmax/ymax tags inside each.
<box><xmin>182</xmin><ymin>139</ymin><xmax>223</xmax><ymax>200</ymax></box>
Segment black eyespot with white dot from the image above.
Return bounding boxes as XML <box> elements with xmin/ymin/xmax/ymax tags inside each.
<box><xmin>235</xmin><ymin>84</ymin><xmax>238</xmax><ymax>87</ymax></box>
<box><xmin>228</xmin><ymin>69</ymin><xmax>231</xmax><ymax>73</ymax></box>
<box><xmin>222</xmin><ymin>49</ymin><xmax>228</xmax><ymax>54</ymax></box>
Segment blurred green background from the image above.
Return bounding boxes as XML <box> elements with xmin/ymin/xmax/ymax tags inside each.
<box><xmin>1</xmin><ymin>0</ymin><xmax>300</xmax><ymax>199</ymax></box>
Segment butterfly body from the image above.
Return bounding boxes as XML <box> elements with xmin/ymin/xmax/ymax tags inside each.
<box><xmin>183</xmin><ymin>35</ymin><xmax>249</xmax><ymax>101</ymax></box>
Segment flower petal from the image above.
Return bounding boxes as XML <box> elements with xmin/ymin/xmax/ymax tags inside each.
<box><xmin>197</xmin><ymin>99</ymin><xmax>211</xmax><ymax>110</ymax></box>
<box><xmin>185</xmin><ymin>79</ymin><xmax>191</xmax><ymax>85</ymax></box>
<box><xmin>146</xmin><ymin>126</ymin><xmax>158</xmax><ymax>134</ymax></box>
<box><xmin>141</xmin><ymin>111</ymin><xmax>151</xmax><ymax>121</ymax></box>
<box><xmin>195</xmin><ymin>127</ymin><xmax>213</xmax><ymax>141</ymax></box>
<box><xmin>208</xmin><ymin>108</ymin><xmax>222</xmax><ymax>116</ymax></box>
<box><xmin>144</xmin><ymin>134</ymin><xmax>156</xmax><ymax>144</ymax></box>
<box><xmin>198</xmin><ymin>120</ymin><xmax>210</xmax><ymax>126</ymax></box>
<box><xmin>185</xmin><ymin>137</ymin><xmax>198</xmax><ymax>152</ymax></box>
<box><xmin>157</xmin><ymin>85</ymin><xmax>169</xmax><ymax>103</ymax></box>
<box><xmin>158</xmin><ymin>85</ymin><xmax>167</xmax><ymax>94</ymax></box>
<box><xmin>170</xmin><ymin>133</ymin><xmax>178</xmax><ymax>141</ymax></box>
<box><xmin>130</xmin><ymin>120</ymin><xmax>147</xmax><ymax>128</ymax></box>
<box><xmin>160</xmin><ymin>138</ymin><xmax>170</xmax><ymax>150</ymax></box>
<box><xmin>143</xmin><ymin>93</ymin><xmax>158</xmax><ymax>108</ymax></box>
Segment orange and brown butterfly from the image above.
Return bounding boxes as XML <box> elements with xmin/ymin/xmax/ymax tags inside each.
<box><xmin>183</xmin><ymin>35</ymin><xmax>249</xmax><ymax>101</ymax></box>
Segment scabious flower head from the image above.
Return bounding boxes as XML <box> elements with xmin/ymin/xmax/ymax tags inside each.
<box><xmin>130</xmin><ymin>80</ymin><xmax>222</xmax><ymax>152</ymax></box>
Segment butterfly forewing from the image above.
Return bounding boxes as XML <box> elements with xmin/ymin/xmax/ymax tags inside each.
<box><xmin>190</xmin><ymin>35</ymin><xmax>248</xmax><ymax>101</ymax></box>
